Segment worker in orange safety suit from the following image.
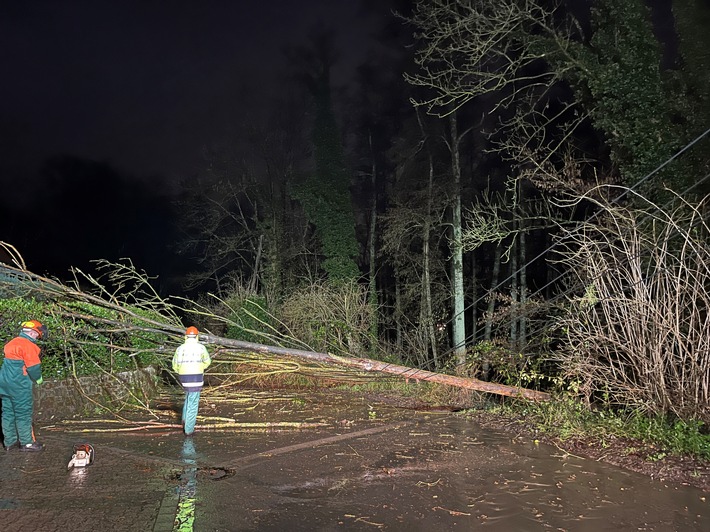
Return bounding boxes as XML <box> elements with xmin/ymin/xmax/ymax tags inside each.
<box><xmin>0</xmin><ymin>320</ymin><xmax>47</xmax><ymax>452</ymax></box>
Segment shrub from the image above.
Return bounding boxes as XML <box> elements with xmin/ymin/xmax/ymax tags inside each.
<box><xmin>279</xmin><ymin>281</ymin><xmax>374</xmax><ymax>357</ymax></box>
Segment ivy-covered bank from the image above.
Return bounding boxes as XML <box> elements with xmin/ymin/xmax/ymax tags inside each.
<box><xmin>0</xmin><ymin>293</ymin><xmax>172</xmax><ymax>418</ymax></box>
<box><xmin>0</xmin><ymin>297</ymin><xmax>168</xmax><ymax>379</ymax></box>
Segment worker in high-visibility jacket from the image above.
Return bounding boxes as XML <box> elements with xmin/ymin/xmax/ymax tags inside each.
<box><xmin>172</xmin><ymin>327</ymin><xmax>211</xmax><ymax>436</ymax></box>
<box><xmin>0</xmin><ymin>320</ymin><xmax>48</xmax><ymax>452</ymax></box>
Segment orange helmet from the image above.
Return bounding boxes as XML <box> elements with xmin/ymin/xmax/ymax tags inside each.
<box><xmin>185</xmin><ymin>326</ymin><xmax>199</xmax><ymax>337</ymax></box>
<box><xmin>21</xmin><ymin>320</ymin><xmax>47</xmax><ymax>339</ymax></box>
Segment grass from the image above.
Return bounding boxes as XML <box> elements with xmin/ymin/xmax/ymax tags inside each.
<box><xmin>475</xmin><ymin>395</ymin><xmax>710</xmax><ymax>462</ymax></box>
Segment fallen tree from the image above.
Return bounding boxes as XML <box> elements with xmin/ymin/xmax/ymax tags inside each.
<box><xmin>0</xmin><ymin>257</ymin><xmax>549</xmax><ymax>402</ymax></box>
<box><xmin>202</xmin><ymin>334</ymin><xmax>550</xmax><ymax>401</ymax></box>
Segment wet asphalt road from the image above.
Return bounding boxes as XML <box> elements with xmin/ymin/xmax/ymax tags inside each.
<box><xmin>0</xmin><ymin>389</ymin><xmax>707</xmax><ymax>531</ymax></box>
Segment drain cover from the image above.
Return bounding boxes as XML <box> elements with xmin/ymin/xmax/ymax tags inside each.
<box><xmin>198</xmin><ymin>467</ymin><xmax>234</xmax><ymax>481</ymax></box>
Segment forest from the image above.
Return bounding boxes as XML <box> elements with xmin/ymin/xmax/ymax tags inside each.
<box><xmin>2</xmin><ymin>0</ymin><xmax>710</xmax><ymax>439</ymax></box>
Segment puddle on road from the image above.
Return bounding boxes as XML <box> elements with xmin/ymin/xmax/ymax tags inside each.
<box><xmin>44</xmin><ymin>387</ymin><xmax>709</xmax><ymax>530</ymax></box>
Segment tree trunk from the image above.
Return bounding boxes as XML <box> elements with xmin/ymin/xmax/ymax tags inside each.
<box><xmin>484</xmin><ymin>242</ymin><xmax>502</xmax><ymax>342</ymax></box>
<box><xmin>483</xmin><ymin>242</ymin><xmax>502</xmax><ymax>381</ymax></box>
<box><xmin>367</xmin><ymin>130</ymin><xmax>379</xmax><ymax>340</ymax></box>
<box><xmin>422</xmin><ymin>234</ymin><xmax>438</xmax><ymax>369</ymax></box>
<box><xmin>205</xmin><ymin>335</ymin><xmax>550</xmax><ymax>402</ymax></box>
<box><xmin>449</xmin><ymin>112</ymin><xmax>466</xmax><ymax>367</ymax></box>
<box><xmin>519</xmin><ymin>224</ymin><xmax>527</xmax><ymax>349</ymax></box>
<box><xmin>416</xmin><ymin>109</ymin><xmax>439</xmax><ymax>369</ymax></box>
<box><xmin>510</xmin><ymin>231</ymin><xmax>519</xmax><ymax>347</ymax></box>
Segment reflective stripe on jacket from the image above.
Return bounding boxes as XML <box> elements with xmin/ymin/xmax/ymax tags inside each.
<box><xmin>172</xmin><ymin>337</ymin><xmax>211</xmax><ymax>390</ymax></box>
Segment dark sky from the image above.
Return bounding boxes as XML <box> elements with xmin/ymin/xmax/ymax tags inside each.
<box><xmin>0</xmin><ymin>1</ymin><xmax>376</xmax><ymax>193</ymax></box>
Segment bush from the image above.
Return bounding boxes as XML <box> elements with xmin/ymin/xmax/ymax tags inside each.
<box><xmin>555</xmin><ymin>195</ymin><xmax>710</xmax><ymax>423</ymax></box>
<box><xmin>456</xmin><ymin>340</ymin><xmax>561</xmax><ymax>391</ymax></box>
<box><xmin>279</xmin><ymin>281</ymin><xmax>374</xmax><ymax>357</ymax></box>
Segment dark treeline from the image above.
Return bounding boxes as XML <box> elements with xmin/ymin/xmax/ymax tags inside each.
<box><xmin>0</xmin><ymin>156</ymin><xmax>186</xmax><ymax>296</ymax></box>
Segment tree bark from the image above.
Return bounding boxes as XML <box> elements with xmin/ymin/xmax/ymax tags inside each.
<box><xmin>416</xmin><ymin>109</ymin><xmax>439</xmax><ymax>369</ymax></box>
<box><xmin>449</xmin><ymin>112</ymin><xmax>466</xmax><ymax>367</ymax></box>
<box><xmin>204</xmin><ymin>334</ymin><xmax>550</xmax><ymax>402</ymax></box>
<box><xmin>510</xmin><ymin>230</ymin><xmax>519</xmax><ymax>346</ymax></box>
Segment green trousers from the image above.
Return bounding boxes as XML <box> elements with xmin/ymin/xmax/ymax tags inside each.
<box><xmin>182</xmin><ymin>391</ymin><xmax>201</xmax><ymax>435</ymax></box>
<box><xmin>0</xmin><ymin>364</ymin><xmax>35</xmax><ymax>447</ymax></box>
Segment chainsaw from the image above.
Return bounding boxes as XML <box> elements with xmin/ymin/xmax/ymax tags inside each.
<box><xmin>67</xmin><ymin>443</ymin><xmax>95</xmax><ymax>469</ymax></box>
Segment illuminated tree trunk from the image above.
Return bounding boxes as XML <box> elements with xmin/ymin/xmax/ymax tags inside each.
<box><xmin>206</xmin><ymin>335</ymin><xmax>551</xmax><ymax>402</ymax></box>
<box><xmin>449</xmin><ymin>112</ymin><xmax>466</xmax><ymax>367</ymax></box>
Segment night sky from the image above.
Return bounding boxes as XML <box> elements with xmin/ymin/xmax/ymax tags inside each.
<box><xmin>1</xmin><ymin>1</ymin><xmax>384</xmax><ymax>285</ymax></box>
<box><xmin>1</xmin><ymin>1</ymin><xmax>375</xmax><ymax>192</ymax></box>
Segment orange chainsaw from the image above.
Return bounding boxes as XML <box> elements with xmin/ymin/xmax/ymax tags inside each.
<box><xmin>67</xmin><ymin>443</ymin><xmax>95</xmax><ymax>469</ymax></box>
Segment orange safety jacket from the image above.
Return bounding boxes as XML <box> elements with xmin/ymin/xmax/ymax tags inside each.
<box><xmin>2</xmin><ymin>336</ymin><xmax>42</xmax><ymax>382</ymax></box>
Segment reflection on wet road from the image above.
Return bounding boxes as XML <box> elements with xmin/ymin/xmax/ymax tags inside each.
<box><xmin>173</xmin><ymin>438</ymin><xmax>197</xmax><ymax>531</ymax></box>
<box><xmin>12</xmin><ymin>388</ymin><xmax>707</xmax><ymax>531</ymax></box>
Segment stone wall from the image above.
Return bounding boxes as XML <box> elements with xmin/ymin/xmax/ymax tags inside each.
<box><xmin>33</xmin><ymin>366</ymin><xmax>159</xmax><ymax>421</ymax></box>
